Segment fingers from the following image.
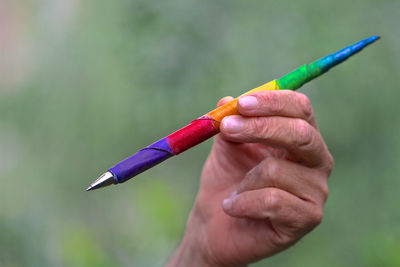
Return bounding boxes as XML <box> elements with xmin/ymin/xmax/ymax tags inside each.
<box><xmin>222</xmin><ymin>188</ymin><xmax>323</xmax><ymax>234</ymax></box>
<box><xmin>235</xmin><ymin>157</ymin><xmax>328</xmax><ymax>204</ymax></box>
<box><xmin>238</xmin><ymin>90</ymin><xmax>317</xmax><ymax>128</ymax></box>
<box><xmin>220</xmin><ymin>115</ymin><xmax>333</xmax><ymax>170</ymax></box>
<box><xmin>218</xmin><ymin>91</ymin><xmax>316</xmax><ymax>127</ymax></box>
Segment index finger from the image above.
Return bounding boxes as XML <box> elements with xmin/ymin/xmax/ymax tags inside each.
<box><xmin>221</xmin><ymin>115</ymin><xmax>334</xmax><ymax>171</ymax></box>
<box><xmin>238</xmin><ymin>90</ymin><xmax>318</xmax><ymax>128</ymax></box>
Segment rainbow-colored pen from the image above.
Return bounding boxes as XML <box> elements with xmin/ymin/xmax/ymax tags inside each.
<box><xmin>87</xmin><ymin>35</ymin><xmax>380</xmax><ymax>191</ymax></box>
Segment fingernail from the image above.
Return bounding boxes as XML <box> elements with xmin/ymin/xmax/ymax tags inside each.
<box><xmin>222</xmin><ymin>198</ymin><xmax>233</xmax><ymax>210</ymax></box>
<box><xmin>239</xmin><ymin>96</ymin><xmax>258</xmax><ymax>110</ymax></box>
<box><xmin>222</xmin><ymin>117</ymin><xmax>243</xmax><ymax>133</ymax></box>
<box><xmin>230</xmin><ymin>191</ymin><xmax>237</xmax><ymax>198</ymax></box>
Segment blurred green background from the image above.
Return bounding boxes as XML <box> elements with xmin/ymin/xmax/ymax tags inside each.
<box><xmin>0</xmin><ymin>0</ymin><xmax>399</xmax><ymax>266</ymax></box>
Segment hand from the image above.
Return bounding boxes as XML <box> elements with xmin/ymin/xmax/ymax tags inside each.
<box><xmin>167</xmin><ymin>90</ymin><xmax>334</xmax><ymax>267</ymax></box>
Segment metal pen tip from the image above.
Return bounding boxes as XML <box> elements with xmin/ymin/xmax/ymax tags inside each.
<box><xmin>86</xmin><ymin>171</ymin><xmax>117</xmax><ymax>191</ymax></box>
<box><xmin>86</xmin><ymin>186</ymin><xmax>93</xmax><ymax>191</ymax></box>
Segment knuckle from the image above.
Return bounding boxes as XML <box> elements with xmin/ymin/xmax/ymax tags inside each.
<box><xmin>270</xmin><ymin>233</ymin><xmax>292</xmax><ymax>248</ymax></box>
<box><xmin>320</xmin><ymin>152</ymin><xmax>334</xmax><ymax>175</ymax></box>
<box><xmin>309</xmin><ymin>208</ymin><xmax>324</xmax><ymax>227</ymax></box>
<box><xmin>297</xmin><ymin>93</ymin><xmax>313</xmax><ymax>118</ymax></box>
<box><xmin>261</xmin><ymin>158</ymin><xmax>280</xmax><ymax>185</ymax></box>
<box><xmin>325</xmin><ymin>153</ymin><xmax>335</xmax><ymax>174</ymax></box>
<box><xmin>264</xmin><ymin>188</ymin><xmax>282</xmax><ymax>212</ymax></box>
<box><xmin>292</xmin><ymin>119</ymin><xmax>314</xmax><ymax>148</ymax></box>
<box><xmin>321</xmin><ymin>183</ymin><xmax>329</xmax><ymax>202</ymax></box>
<box><xmin>263</xmin><ymin>91</ymin><xmax>283</xmax><ymax>114</ymax></box>
<box><xmin>248</xmin><ymin>118</ymin><xmax>269</xmax><ymax>138</ymax></box>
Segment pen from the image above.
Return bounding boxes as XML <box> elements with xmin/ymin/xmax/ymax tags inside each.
<box><xmin>86</xmin><ymin>35</ymin><xmax>380</xmax><ymax>191</ymax></box>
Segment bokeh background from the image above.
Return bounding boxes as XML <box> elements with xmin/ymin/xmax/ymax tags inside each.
<box><xmin>1</xmin><ymin>0</ymin><xmax>399</xmax><ymax>266</ymax></box>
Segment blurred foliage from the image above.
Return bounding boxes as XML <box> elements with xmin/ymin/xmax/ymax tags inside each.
<box><xmin>0</xmin><ymin>0</ymin><xmax>399</xmax><ymax>266</ymax></box>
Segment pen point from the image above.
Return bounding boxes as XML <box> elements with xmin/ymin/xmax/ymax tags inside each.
<box><xmin>86</xmin><ymin>171</ymin><xmax>117</xmax><ymax>191</ymax></box>
<box><xmin>86</xmin><ymin>186</ymin><xmax>94</xmax><ymax>191</ymax></box>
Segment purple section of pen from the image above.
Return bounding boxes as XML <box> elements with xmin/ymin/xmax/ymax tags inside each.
<box><xmin>109</xmin><ymin>138</ymin><xmax>173</xmax><ymax>183</ymax></box>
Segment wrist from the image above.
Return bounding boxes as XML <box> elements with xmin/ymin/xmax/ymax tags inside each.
<box><xmin>166</xmin><ymin>206</ymin><xmax>248</xmax><ymax>267</ymax></box>
<box><xmin>166</xmin><ymin>207</ymin><xmax>218</xmax><ymax>267</ymax></box>
<box><xmin>166</xmin><ymin>234</ymin><xmax>215</xmax><ymax>267</ymax></box>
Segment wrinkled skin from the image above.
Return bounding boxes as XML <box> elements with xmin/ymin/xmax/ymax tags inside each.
<box><xmin>167</xmin><ymin>90</ymin><xmax>334</xmax><ymax>267</ymax></box>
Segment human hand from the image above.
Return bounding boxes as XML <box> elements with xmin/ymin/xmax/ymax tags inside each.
<box><xmin>167</xmin><ymin>90</ymin><xmax>334</xmax><ymax>267</ymax></box>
